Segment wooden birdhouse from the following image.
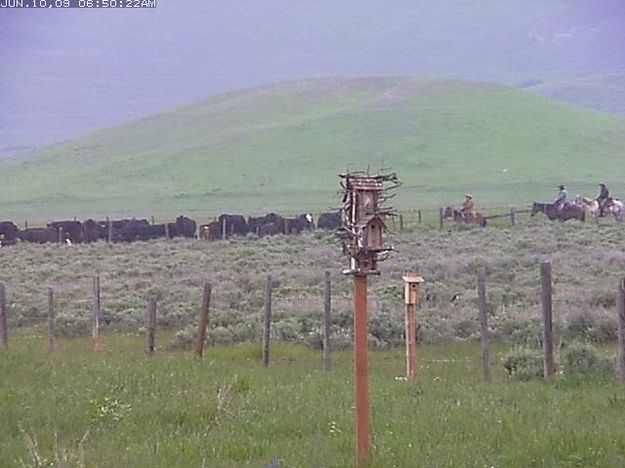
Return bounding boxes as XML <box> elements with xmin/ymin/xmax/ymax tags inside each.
<box><xmin>402</xmin><ymin>274</ymin><xmax>425</xmax><ymax>305</ymax></box>
<box><xmin>339</xmin><ymin>172</ymin><xmax>400</xmax><ymax>275</ymax></box>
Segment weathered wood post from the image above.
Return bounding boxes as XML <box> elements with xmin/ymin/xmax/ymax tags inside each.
<box><xmin>510</xmin><ymin>207</ymin><xmax>516</xmax><ymax>226</ymax></box>
<box><xmin>0</xmin><ymin>282</ymin><xmax>7</xmax><ymax>348</ymax></box>
<box><xmin>24</xmin><ymin>220</ymin><xmax>28</xmax><ymax>230</ymax></box>
<box><xmin>399</xmin><ymin>214</ymin><xmax>404</xmax><ymax>232</ymax></box>
<box><xmin>93</xmin><ymin>276</ymin><xmax>102</xmax><ymax>352</ymax></box>
<box><xmin>221</xmin><ymin>217</ymin><xmax>227</xmax><ymax>240</ymax></box>
<box><xmin>323</xmin><ymin>271</ymin><xmax>332</xmax><ymax>372</ymax></box>
<box><xmin>47</xmin><ymin>286</ymin><xmax>55</xmax><ymax>352</ymax></box>
<box><xmin>283</xmin><ymin>218</ymin><xmax>289</xmax><ymax>235</ymax></box>
<box><xmin>263</xmin><ymin>274</ymin><xmax>273</xmax><ymax>367</ymax></box>
<box><xmin>417</xmin><ymin>210</ymin><xmax>422</xmax><ymax>225</ymax></box>
<box><xmin>146</xmin><ymin>296</ymin><xmax>157</xmax><ymax>356</ymax></box>
<box><xmin>439</xmin><ymin>207</ymin><xmax>444</xmax><ymax>230</ymax></box>
<box><xmin>403</xmin><ymin>274</ymin><xmax>424</xmax><ymax>380</ymax></box>
<box><xmin>151</xmin><ymin>216</ymin><xmax>155</xmax><ymax>226</ymax></box>
<box><xmin>58</xmin><ymin>226</ymin><xmax>64</xmax><ymax>244</ymax></box>
<box><xmin>164</xmin><ymin>222</ymin><xmax>170</xmax><ymax>239</ymax></box>
<box><xmin>477</xmin><ymin>268</ymin><xmax>491</xmax><ymax>383</ymax></box>
<box><xmin>541</xmin><ymin>261</ymin><xmax>556</xmax><ymax>378</ymax></box>
<box><xmin>339</xmin><ymin>171</ymin><xmax>399</xmax><ymax>467</ymax></box>
<box><xmin>618</xmin><ymin>278</ymin><xmax>625</xmax><ymax>383</ymax></box>
<box><xmin>194</xmin><ymin>282</ymin><xmax>212</xmax><ymax>358</ymax></box>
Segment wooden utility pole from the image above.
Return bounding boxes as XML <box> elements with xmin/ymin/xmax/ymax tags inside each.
<box><xmin>541</xmin><ymin>261</ymin><xmax>555</xmax><ymax>378</ymax></box>
<box><xmin>353</xmin><ymin>274</ymin><xmax>370</xmax><ymax>463</ymax></box>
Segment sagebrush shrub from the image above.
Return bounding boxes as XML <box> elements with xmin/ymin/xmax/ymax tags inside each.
<box><xmin>502</xmin><ymin>348</ymin><xmax>544</xmax><ymax>381</ymax></box>
<box><xmin>561</xmin><ymin>343</ymin><xmax>614</xmax><ymax>378</ymax></box>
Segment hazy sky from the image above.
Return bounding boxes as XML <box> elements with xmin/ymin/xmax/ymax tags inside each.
<box><xmin>1</xmin><ymin>0</ymin><xmax>623</xmax><ymax>156</ymax></box>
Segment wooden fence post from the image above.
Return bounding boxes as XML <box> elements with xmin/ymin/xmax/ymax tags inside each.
<box><xmin>194</xmin><ymin>282</ymin><xmax>212</xmax><ymax>358</ymax></box>
<box><xmin>323</xmin><ymin>271</ymin><xmax>332</xmax><ymax>372</ymax></box>
<box><xmin>93</xmin><ymin>276</ymin><xmax>102</xmax><ymax>352</ymax></box>
<box><xmin>221</xmin><ymin>218</ymin><xmax>227</xmax><ymax>240</ymax></box>
<box><xmin>146</xmin><ymin>296</ymin><xmax>157</xmax><ymax>356</ymax></box>
<box><xmin>618</xmin><ymin>279</ymin><xmax>625</xmax><ymax>383</ymax></box>
<box><xmin>164</xmin><ymin>222</ymin><xmax>170</xmax><ymax>239</ymax></box>
<box><xmin>47</xmin><ymin>286</ymin><xmax>55</xmax><ymax>352</ymax></box>
<box><xmin>510</xmin><ymin>207</ymin><xmax>516</xmax><ymax>226</ymax></box>
<box><xmin>263</xmin><ymin>274</ymin><xmax>273</xmax><ymax>367</ymax></box>
<box><xmin>541</xmin><ymin>261</ymin><xmax>555</xmax><ymax>378</ymax></box>
<box><xmin>107</xmin><ymin>217</ymin><xmax>113</xmax><ymax>244</ymax></box>
<box><xmin>477</xmin><ymin>268</ymin><xmax>491</xmax><ymax>383</ymax></box>
<box><xmin>151</xmin><ymin>216</ymin><xmax>155</xmax><ymax>226</ymax></box>
<box><xmin>0</xmin><ymin>282</ymin><xmax>7</xmax><ymax>348</ymax></box>
<box><xmin>399</xmin><ymin>214</ymin><xmax>404</xmax><ymax>232</ymax></box>
<box><xmin>417</xmin><ymin>210</ymin><xmax>422</xmax><ymax>225</ymax></box>
<box><xmin>58</xmin><ymin>226</ymin><xmax>64</xmax><ymax>244</ymax></box>
<box><xmin>24</xmin><ymin>221</ymin><xmax>28</xmax><ymax>230</ymax></box>
<box><xmin>439</xmin><ymin>207</ymin><xmax>444</xmax><ymax>230</ymax></box>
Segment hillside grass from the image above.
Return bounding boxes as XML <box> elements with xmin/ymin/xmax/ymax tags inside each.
<box><xmin>1</xmin><ymin>77</ymin><xmax>625</xmax><ymax>220</ymax></box>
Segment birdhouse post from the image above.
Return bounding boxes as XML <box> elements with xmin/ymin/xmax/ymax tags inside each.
<box><xmin>339</xmin><ymin>171</ymin><xmax>399</xmax><ymax>467</ymax></box>
<box><xmin>403</xmin><ymin>274</ymin><xmax>424</xmax><ymax>379</ymax></box>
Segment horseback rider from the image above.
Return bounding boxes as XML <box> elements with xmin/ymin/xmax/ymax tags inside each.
<box><xmin>461</xmin><ymin>194</ymin><xmax>476</xmax><ymax>221</ymax></box>
<box><xmin>554</xmin><ymin>184</ymin><xmax>571</xmax><ymax>213</ymax></box>
<box><xmin>596</xmin><ymin>183</ymin><xmax>610</xmax><ymax>217</ymax></box>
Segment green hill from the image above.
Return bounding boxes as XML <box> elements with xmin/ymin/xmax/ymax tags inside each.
<box><xmin>2</xmin><ymin>77</ymin><xmax>625</xmax><ymax>220</ymax></box>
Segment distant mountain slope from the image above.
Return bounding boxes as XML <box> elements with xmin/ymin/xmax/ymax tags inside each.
<box><xmin>1</xmin><ymin>78</ymin><xmax>625</xmax><ymax>219</ymax></box>
<box><xmin>2</xmin><ymin>0</ymin><xmax>624</xmax><ymax>156</ymax></box>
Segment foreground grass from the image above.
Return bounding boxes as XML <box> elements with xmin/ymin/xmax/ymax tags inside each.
<box><xmin>1</xmin><ymin>333</ymin><xmax>624</xmax><ymax>467</ymax></box>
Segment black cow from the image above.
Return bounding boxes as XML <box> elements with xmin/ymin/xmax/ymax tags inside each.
<box><xmin>0</xmin><ymin>221</ymin><xmax>19</xmax><ymax>246</ymax></box>
<box><xmin>48</xmin><ymin>220</ymin><xmax>83</xmax><ymax>243</ymax></box>
<box><xmin>135</xmin><ymin>223</ymin><xmax>169</xmax><ymax>241</ymax></box>
<box><xmin>248</xmin><ymin>213</ymin><xmax>285</xmax><ymax>235</ymax></box>
<box><xmin>105</xmin><ymin>218</ymin><xmax>151</xmax><ymax>242</ymax></box>
<box><xmin>82</xmin><ymin>219</ymin><xmax>105</xmax><ymax>243</ymax></box>
<box><xmin>173</xmin><ymin>215</ymin><xmax>197</xmax><ymax>238</ymax></box>
<box><xmin>317</xmin><ymin>211</ymin><xmax>341</xmax><ymax>230</ymax></box>
<box><xmin>259</xmin><ymin>222</ymin><xmax>281</xmax><ymax>237</ymax></box>
<box><xmin>216</xmin><ymin>214</ymin><xmax>248</xmax><ymax>238</ymax></box>
<box><xmin>287</xmin><ymin>213</ymin><xmax>314</xmax><ymax>234</ymax></box>
<box><xmin>18</xmin><ymin>227</ymin><xmax>57</xmax><ymax>244</ymax></box>
<box><xmin>200</xmin><ymin>222</ymin><xmax>222</xmax><ymax>240</ymax></box>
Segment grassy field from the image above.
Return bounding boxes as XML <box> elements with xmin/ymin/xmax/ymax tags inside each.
<box><xmin>1</xmin><ymin>77</ymin><xmax>625</xmax><ymax>220</ymax></box>
<box><xmin>2</xmin><ymin>334</ymin><xmax>624</xmax><ymax>467</ymax></box>
<box><xmin>2</xmin><ymin>220</ymin><xmax>625</xmax><ymax>465</ymax></box>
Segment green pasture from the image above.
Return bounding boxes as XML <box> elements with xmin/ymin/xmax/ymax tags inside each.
<box><xmin>1</xmin><ymin>78</ymin><xmax>625</xmax><ymax>220</ymax></box>
<box><xmin>1</xmin><ymin>333</ymin><xmax>624</xmax><ymax>467</ymax></box>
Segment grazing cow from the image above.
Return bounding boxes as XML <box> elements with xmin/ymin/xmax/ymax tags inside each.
<box><xmin>248</xmin><ymin>213</ymin><xmax>285</xmax><ymax>236</ymax></box>
<box><xmin>216</xmin><ymin>214</ymin><xmax>249</xmax><ymax>238</ymax></box>
<box><xmin>105</xmin><ymin>218</ymin><xmax>151</xmax><ymax>242</ymax></box>
<box><xmin>82</xmin><ymin>219</ymin><xmax>104</xmax><ymax>243</ymax></box>
<box><xmin>200</xmin><ymin>222</ymin><xmax>222</xmax><ymax>240</ymax></box>
<box><xmin>317</xmin><ymin>211</ymin><xmax>341</xmax><ymax>230</ymax></box>
<box><xmin>173</xmin><ymin>215</ymin><xmax>197</xmax><ymax>238</ymax></box>
<box><xmin>136</xmin><ymin>223</ymin><xmax>170</xmax><ymax>241</ymax></box>
<box><xmin>259</xmin><ymin>222</ymin><xmax>281</xmax><ymax>237</ymax></box>
<box><xmin>18</xmin><ymin>227</ymin><xmax>57</xmax><ymax>244</ymax></box>
<box><xmin>0</xmin><ymin>221</ymin><xmax>19</xmax><ymax>246</ymax></box>
<box><xmin>48</xmin><ymin>220</ymin><xmax>83</xmax><ymax>243</ymax></box>
<box><xmin>288</xmin><ymin>213</ymin><xmax>315</xmax><ymax>234</ymax></box>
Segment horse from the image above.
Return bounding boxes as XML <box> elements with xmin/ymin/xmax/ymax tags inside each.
<box><xmin>606</xmin><ymin>198</ymin><xmax>624</xmax><ymax>222</ymax></box>
<box><xmin>443</xmin><ymin>206</ymin><xmax>487</xmax><ymax>227</ymax></box>
<box><xmin>531</xmin><ymin>202</ymin><xmax>585</xmax><ymax>222</ymax></box>
<box><xmin>574</xmin><ymin>195</ymin><xmax>599</xmax><ymax>219</ymax></box>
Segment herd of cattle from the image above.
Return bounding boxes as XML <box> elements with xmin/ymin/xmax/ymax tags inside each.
<box><xmin>0</xmin><ymin>212</ymin><xmax>342</xmax><ymax>246</ymax></box>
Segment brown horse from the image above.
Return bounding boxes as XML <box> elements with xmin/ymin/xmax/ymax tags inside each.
<box><xmin>443</xmin><ymin>206</ymin><xmax>487</xmax><ymax>227</ymax></box>
<box><xmin>531</xmin><ymin>202</ymin><xmax>585</xmax><ymax>222</ymax></box>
